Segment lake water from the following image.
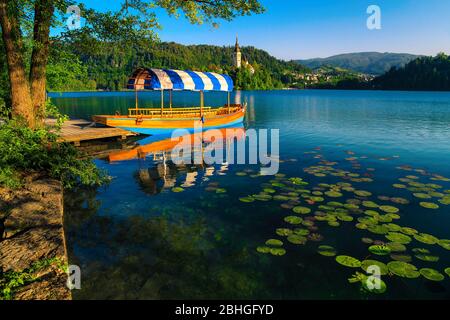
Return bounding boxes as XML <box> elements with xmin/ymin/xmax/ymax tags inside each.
<box><xmin>51</xmin><ymin>90</ymin><xmax>450</xmax><ymax>299</ymax></box>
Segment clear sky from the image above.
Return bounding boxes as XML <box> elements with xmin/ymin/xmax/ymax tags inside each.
<box><xmin>67</xmin><ymin>0</ymin><xmax>450</xmax><ymax>60</ymax></box>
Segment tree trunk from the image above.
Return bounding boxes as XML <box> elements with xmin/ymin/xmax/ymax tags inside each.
<box><xmin>0</xmin><ymin>0</ymin><xmax>35</xmax><ymax>127</ymax></box>
<box><xmin>30</xmin><ymin>0</ymin><xmax>54</xmax><ymax>125</ymax></box>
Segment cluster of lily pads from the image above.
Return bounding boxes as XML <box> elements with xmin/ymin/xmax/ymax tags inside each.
<box><xmin>239</xmin><ymin>149</ymin><xmax>450</xmax><ymax>294</ymax></box>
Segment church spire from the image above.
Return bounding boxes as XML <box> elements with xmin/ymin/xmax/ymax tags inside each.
<box><xmin>235</xmin><ymin>35</ymin><xmax>240</xmax><ymax>53</ymax></box>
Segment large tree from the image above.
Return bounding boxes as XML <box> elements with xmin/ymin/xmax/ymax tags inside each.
<box><xmin>0</xmin><ymin>0</ymin><xmax>264</xmax><ymax>128</ymax></box>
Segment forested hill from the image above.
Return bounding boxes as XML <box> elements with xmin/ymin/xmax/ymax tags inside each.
<box><xmin>296</xmin><ymin>52</ymin><xmax>420</xmax><ymax>75</ymax></box>
<box><xmin>57</xmin><ymin>41</ymin><xmax>309</xmax><ymax>91</ymax></box>
<box><xmin>371</xmin><ymin>54</ymin><xmax>450</xmax><ymax>91</ymax></box>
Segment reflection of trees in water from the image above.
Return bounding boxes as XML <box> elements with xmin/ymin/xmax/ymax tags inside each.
<box><xmin>73</xmin><ymin>214</ymin><xmax>266</xmax><ymax>299</ymax></box>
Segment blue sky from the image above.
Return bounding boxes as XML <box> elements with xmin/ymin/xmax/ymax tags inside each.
<box><xmin>65</xmin><ymin>0</ymin><xmax>450</xmax><ymax>60</ymax></box>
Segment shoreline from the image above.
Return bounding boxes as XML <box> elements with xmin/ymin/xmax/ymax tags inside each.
<box><xmin>0</xmin><ymin>175</ymin><xmax>71</xmax><ymax>300</ymax></box>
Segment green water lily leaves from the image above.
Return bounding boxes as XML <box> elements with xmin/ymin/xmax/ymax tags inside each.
<box><xmin>413</xmin><ymin>193</ymin><xmax>432</xmax><ymax>199</ymax></box>
<box><xmin>438</xmin><ymin>197</ymin><xmax>450</xmax><ymax>205</ymax></box>
<box><xmin>414</xmin><ymin>233</ymin><xmax>439</xmax><ymax>245</ymax></box>
<box><xmin>385</xmin><ymin>223</ymin><xmax>402</xmax><ymax>232</ymax></box>
<box><xmin>390</xmin><ymin>197</ymin><xmax>410</xmax><ymax>205</ymax></box>
<box><xmin>328</xmin><ymin>201</ymin><xmax>344</xmax><ymax>207</ymax></box>
<box><xmin>336</xmin><ymin>255</ymin><xmax>362</xmax><ymax>268</ymax></box>
<box><xmin>325</xmin><ymin>191</ymin><xmax>343</xmax><ymax>198</ymax></box>
<box><xmin>362</xmin><ymin>201</ymin><xmax>379</xmax><ymax>208</ymax></box>
<box><xmin>171</xmin><ymin>187</ymin><xmax>185</xmax><ymax>193</ymax></box>
<box><xmin>364</xmin><ymin>210</ymin><xmax>379</xmax><ymax>217</ymax></box>
<box><xmin>390</xmin><ymin>254</ymin><xmax>412</xmax><ymax>262</ymax></box>
<box><xmin>387</xmin><ymin>261</ymin><xmax>420</xmax><ymax>278</ymax></box>
<box><xmin>419</xmin><ymin>202</ymin><xmax>439</xmax><ymax>209</ymax></box>
<box><xmin>412</xmin><ymin>248</ymin><xmax>430</xmax><ymax>254</ymax></box>
<box><xmin>263</xmin><ymin>188</ymin><xmax>276</xmax><ymax>194</ymax></box>
<box><xmin>284</xmin><ymin>216</ymin><xmax>303</xmax><ymax>225</ymax></box>
<box><xmin>328</xmin><ymin>221</ymin><xmax>341</xmax><ymax>227</ymax></box>
<box><xmin>276</xmin><ymin>228</ymin><xmax>293</xmax><ymax>237</ymax></box>
<box><xmin>354</xmin><ymin>190</ymin><xmax>372</xmax><ymax>197</ymax></box>
<box><xmin>445</xmin><ymin>268</ymin><xmax>450</xmax><ymax>277</ymax></box>
<box><xmin>367</xmin><ymin>225</ymin><xmax>390</xmax><ymax>235</ymax></box>
<box><xmin>293</xmin><ymin>228</ymin><xmax>310</xmax><ymax>236</ymax></box>
<box><xmin>437</xmin><ymin>239</ymin><xmax>450</xmax><ymax>250</ymax></box>
<box><xmin>400</xmin><ymin>227</ymin><xmax>418</xmax><ymax>235</ymax></box>
<box><xmin>393</xmin><ymin>184</ymin><xmax>407</xmax><ymax>189</ymax></box>
<box><xmin>385</xmin><ymin>232</ymin><xmax>412</xmax><ymax>244</ymax></box>
<box><xmin>265</xmin><ymin>239</ymin><xmax>283</xmax><ymax>247</ymax></box>
<box><xmin>361</xmin><ymin>260</ymin><xmax>389</xmax><ymax>275</ymax></box>
<box><xmin>287</xmin><ymin>234</ymin><xmax>307</xmax><ymax>245</ymax></box>
<box><xmin>362</xmin><ymin>277</ymin><xmax>387</xmax><ymax>294</ymax></box>
<box><xmin>415</xmin><ymin>254</ymin><xmax>439</xmax><ymax>262</ymax></box>
<box><xmin>215</xmin><ymin>188</ymin><xmax>227</xmax><ymax>194</ymax></box>
<box><xmin>420</xmin><ymin>268</ymin><xmax>445</xmax><ymax>281</ymax></box>
<box><xmin>369</xmin><ymin>245</ymin><xmax>391</xmax><ymax>256</ymax></box>
<box><xmin>292</xmin><ymin>206</ymin><xmax>311</xmax><ymax>214</ymax></box>
<box><xmin>269</xmin><ymin>248</ymin><xmax>286</xmax><ymax>256</ymax></box>
<box><xmin>273</xmin><ymin>195</ymin><xmax>289</xmax><ymax>201</ymax></box>
<box><xmin>256</xmin><ymin>246</ymin><xmax>271</xmax><ymax>254</ymax></box>
<box><xmin>317</xmin><ymin>245</ymin><xmax>337</xmax><ymax>257</ymax></box>
<box><xmin>379</xmin><ymin>205</ymin><xmax>400</xmax><ymax>214</ymax></box>
<box><xmin>239</xmin><ymin>196</ymin><xmax>255</xmax><ymax>203</ymax></box>
<box><xmin>386</xmin><ymin>242</ymin><xmax>407</xmax><ymax>252</ymax></box>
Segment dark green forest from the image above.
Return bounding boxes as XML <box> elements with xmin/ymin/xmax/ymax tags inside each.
<box><xmin>50</xmin><ymin>40</ymin><xmax>310</xmax><ymax>91</ymax></box>
<box><xmin>371</xmin><ymin>53</ymin><xmax>450</xmax><ymax>91</ymax></box>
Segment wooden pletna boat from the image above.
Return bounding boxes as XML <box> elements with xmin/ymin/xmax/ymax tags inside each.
<box><xmin>92</xmin><ymin>68</ymin><xmax>246</xmax><ymax>135</ymax></box>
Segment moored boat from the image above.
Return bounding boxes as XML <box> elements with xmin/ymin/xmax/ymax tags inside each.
<box><xmin>92</xmin><ymin>68</ymin><xmax>246</xmax><ymax>135</ymax></box>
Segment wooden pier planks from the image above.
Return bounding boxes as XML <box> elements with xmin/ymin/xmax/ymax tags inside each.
<box><xmin>47</xmin><ymin>119</ymin><xmax>137</xmax><ymax>145</ymax></box>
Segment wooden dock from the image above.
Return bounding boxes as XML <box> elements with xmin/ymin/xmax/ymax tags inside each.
<box><xmin>47</xmin><ymin>119</ymin><xmax>137</xmax><ymax>146</ymax></box>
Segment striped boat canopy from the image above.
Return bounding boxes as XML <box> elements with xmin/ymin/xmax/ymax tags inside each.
<box><xmin>127</xmin><ymin>68</ymin><xmax>234</xmax><ymax>92</ymax></box>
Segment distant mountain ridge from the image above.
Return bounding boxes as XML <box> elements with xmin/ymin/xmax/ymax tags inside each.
<box><xmin>296</xmin><ymin>52</ymin><xmax>421</xmax><ymax>75</ymax></box>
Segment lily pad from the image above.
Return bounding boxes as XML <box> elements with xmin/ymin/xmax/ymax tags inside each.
<box><xmin>256</xmin><ymin>246</ymin><xmax>271</xmax><ymax>254</ymax></box>
<box><xmin>420</xmin><ymin>268</ymin><xmax>445</xmax><ymax>281</ymax></box>
<box><xmin>284</xmin><ymin>216</ymin><xmax>303</xmax><ymax>225</ymax></box>
<box><xmin>385</xmin><ymin>232</ymin><xmax>412</xmax><ymax>244</ymax></box>
<box><xmin>287</xmin><ymin>234</ymin><xmax>307</xmax><ymax>245</ymax></box>
<box><xmin>437</xmin><ymin>239</ymin><xmax>450</xmax><ymax>250</ymax></box>
<box><xmin>419</xmin><ymin>202</ymin><xmax>439</xmax><ymax>209</ymax></box>
<box><xmin>386</xmin><ymin>242</ymin><xmax>407</xmax><ymax>252</ymax></box>
<box><xmin>400</xmin><ymin>227</ymin><xmax>418</xmax><ymax>235</ymax></box>
<box><xmin>171</xmin><ymin>187</ymin><xmax>185</xmax><ymax>193</ymax></box>
<box><xmin>362</xmin><ymin>201</ymin><xmax>379</xmax><ymax>208</ymax></box>
<box><xmin>265</xmin><ymin>239</ymin><xmax>283</xmax><ymax>246</ymax></box>
<box><xmin>354</xmin><ymin>190</ymin><xmax>372</xmax><ymax>197</ymax></box>
<box><xmin>317</xmin><ymin>245</ymin><xmax>337</xmax><ymax>257</ymax></box>
<box><xmin>362</xmin><ymin>277</ymin><xmax>387</xmax><ymax>294</ymax></box>
<box><xmin>325</xmin><ymin>191</ymin><xmax>343</xmax><ymax>198</ymax></box>
<box><xmin>239</xmin><ymin>196</ymin><xmax>255</xmax><ymax>203</ymax></box>
<box><xmin>361</xmin><ymin>260</ymin><xmax>388</xmax><ymax>275</ymax></box>
<box><xmin>413</xmin><ymin>193</ymin><xmax>432</xmax><ymax>199</ymax></box>
<box><xmin>390</xmin><ymin>254</ymin><xmax>412</xmax><ymax>262</ymax></box>
<box><xmin>393</xmin><ymin>184</ymin><xmax>407</xmax><ymax>189</ymax></box>
<box><xmin>379</xmin><ymin>205</ymin><xmax>399</xmax><ymax>214</ymax></box>
<box><xmin>276</xmin><ymin>228</ymin><xmax>293</xmax><ymax>237</ymax></box>
<box><xmin>445</xmin><ymin>267</ymin><xmax>450</xmax><ymax>277</ymax></box>
<box><xmin>414</xmin><ymin>233</ymin><xmax>439</xmax><ymax>245</ymax></box>
<box><xmin>369</xmin><ymin>245</ymin><xmax>391</xmax><ymax>256</ymax></box>
<box><xmin>336</xmin><ymin>255</ymin><xmax>361</xmax><ymax>268</ymax></box>
<box><xmin>415</xmin><ymin>254</ymin><xmax>439</xmax><ymax>262</ymax></box>
<box><xmin>387</xmin><ymin>261</ymin><xmax>420</xmax><ymax>278</ymax></box>
<box><xmin>292</xmin><ymin>206</ymin><xmax>311</xmax><ymax>215</ymax></box>
<box><xmin>269</xmin><ymin>248</ymin><xmax>286</xmax><ymax>256</ymax></box>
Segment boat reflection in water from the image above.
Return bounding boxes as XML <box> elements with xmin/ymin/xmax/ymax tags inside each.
<box><xmin>108</xmin><ymin>126</ymin><xmax>246</xmax><ymax>195</ymax></box>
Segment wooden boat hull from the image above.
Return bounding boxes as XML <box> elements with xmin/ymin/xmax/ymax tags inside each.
<box><xmin>93</xmin><ymin>106</ymin><xmax>245</xmax><ymax>135</ymax></box>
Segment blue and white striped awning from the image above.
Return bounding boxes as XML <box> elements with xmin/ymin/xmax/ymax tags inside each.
<box><xmin>127</xmin><ymin>68</ymin><xmax>234</xmax><ymax>92</ymax></box>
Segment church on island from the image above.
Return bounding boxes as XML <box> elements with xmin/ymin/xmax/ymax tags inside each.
<box><xmin>233</xmin><ymin>36</ymin><xmax>255</xmax><ymax>74</ymax></box>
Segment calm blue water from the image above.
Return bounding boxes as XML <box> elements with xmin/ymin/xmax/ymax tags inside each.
<box><xmin>52</xmin><ymin>90</ymin><xmax>450</xmax><ymax>299</ymax></box>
